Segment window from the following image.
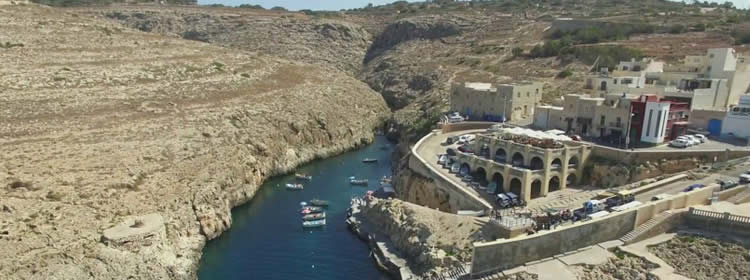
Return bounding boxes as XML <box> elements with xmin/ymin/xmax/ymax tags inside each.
<box><xmin>710</xmin><ymin>54</ymin><xmax>714</xmax><ymax>58</ymax></box>
<box><xmin>614</xmin><ymin>79</ymin><xmax>618</xmax><ymax>84</ymax></box>
<box><xmin>616</xmin><ymin>117</ymin><xmax>621</xmax><ymax>126</ymax></box>
<box><xmin>600</xmin><ymin>116</ymin><xmax>605</xmax><ymax>126</ymax></box>
<box><xmin>655</xmin><ymin>111</ymin><xmax>662</xmax><ymax>137</ymax></box>
<box><xmin>536</xmin><ymin>89</ymin><xmax>539</xmax><ymax>95</ymax></box>
<box><xmin>646</xmin><ymin>110</ymin><xmax>654</xmax><ymax>137</ymax></box>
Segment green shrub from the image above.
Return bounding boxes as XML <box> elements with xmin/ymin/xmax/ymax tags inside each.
<box><xmin>557</xmin><ymin>69</ymin><xmax>573</xmax><ymax>79</ymax></box>
<box><xmin>668</xmin><ymin>24</ymin><xmax>685</xmax><ymax>34</ymax></box>
<box><xmin>238</xmin><ymin>4</ymin><xmax>263</xmax><ymax>9</ymax></box>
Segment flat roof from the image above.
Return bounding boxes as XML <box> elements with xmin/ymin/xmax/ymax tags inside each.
<box><xmin>464</xmin><ymin>82</ymin><xmax>494</xmax><ymax>91</ymax></box>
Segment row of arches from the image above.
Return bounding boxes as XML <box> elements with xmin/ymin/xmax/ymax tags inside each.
<box><xmin>492</xmin><ymin>148</ymin><xmax>579</xmax><ymax>170</ymax></box>
<box><xmin>465</xmin><ymin>166</ymin><xmax>578</xmax><ymax>198</ymax></box>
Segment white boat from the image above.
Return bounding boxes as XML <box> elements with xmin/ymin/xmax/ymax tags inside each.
<box><xmin>295</xmin><ymin>173</ymin><xmax>312</xmax><ymax>180</ymax></box>
<box><xmin>302</xmin><ymin>219</ymin><xmax>326</xmax><ymax>228</ymax></box>
<box><xmin>285</xmin><ymin>183</ymin><xmax>303</xmax><ymax>190</ymax></box>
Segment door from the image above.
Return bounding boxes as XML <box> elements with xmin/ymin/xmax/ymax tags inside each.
<box><xmin>708</xmin><ymin>119</ymin><xmax>722</xmax><ymax>136</ymax></box>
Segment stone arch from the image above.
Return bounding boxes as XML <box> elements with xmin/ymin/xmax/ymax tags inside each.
<box><xmin>567</xmin><ymin>173</ymin><xmax>578</xmax><ymax>186</ymax></box>
<box><xmin>511</xmin><ymin>152</ymin><xmax>524</xmax><ymax>167</ymax></box>
<box><xmin>549</xmin><ymin>176</ymin><xmax>561</xmax><ymax>192</ymax></box>
<box><xmin>551</xmin><ymin>158</ymin><xmax>562</xmax><ymax>169</ymax></box>
<box><xmin>473</xmin><ymin>167</ymin><xmax>488</xmax><ymax>185</ymax></box>
<box><xmin>568</xmin><ymin>156</ymin><xmax>579</xmax><ymax>167</ymax></box>
<box><xmin>510</xmin><ymin>178</ymin><xmax>522</xmax><ymax>196</ymax></box>
<box><xmin>460</xmin><ymin>163</ymin><xmax>471</xmax><ymax>176</ymax></box>
<box><xmin>530</xmin><ymin>156</ymin><xmax>544</xmax><ymax>170</ymax></box>
<box><xmin>531</xmin><ymin>179</ymin><xmax>542</xmax><ymax>199</ymax></box>
<box><xmin>494</xmin><ymin>148</ymin><xmax>507</xmax><ymax>163</ymax></box>
<box><xmin>491</xmin><ymin>172</ymin><xmax>504</xmax><ymax>194</ymax></box>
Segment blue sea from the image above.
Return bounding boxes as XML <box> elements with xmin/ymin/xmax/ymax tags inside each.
<box><xmin>198</xmin><ymin>136</ymin><xmax>393</xmax><ymax>280</ymax></box>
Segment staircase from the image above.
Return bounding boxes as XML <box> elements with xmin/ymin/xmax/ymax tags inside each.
<box><xmin>728</xmin><ymin>187</ymin><xmax>750</xmax><ymax>204</ymax></box>
<box><xmin>620</xmin><ymin>211</ymin><xmax>674</xmax><ymax>244</ymax></box>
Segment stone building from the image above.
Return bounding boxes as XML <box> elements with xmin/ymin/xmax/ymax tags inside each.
<box><xmin>451</xmin><ymin>81</ymin><xmax>544</xmax><ymax>122</ymax></box>
<box><xmin>455</xmin><ymin>127</ymin><xmax>591</xmax><ymax>203</ymax></box>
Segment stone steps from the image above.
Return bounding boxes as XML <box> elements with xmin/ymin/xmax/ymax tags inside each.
<box><xmin>620</xmin><ymin>211</ymin><xmax>673</xmax><ymax>244</ymax></box>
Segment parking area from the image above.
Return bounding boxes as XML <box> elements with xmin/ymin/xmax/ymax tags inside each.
<box><xmin>646</xmin><ymin>138</ymin><xmax>746</xmax><ymax>151</ymax></box>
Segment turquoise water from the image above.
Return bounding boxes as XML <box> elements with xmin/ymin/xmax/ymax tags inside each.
<box><xmin>198</xmin><ymin>136</ymin><xmax>392</xmax><ymax>280</ymax></box>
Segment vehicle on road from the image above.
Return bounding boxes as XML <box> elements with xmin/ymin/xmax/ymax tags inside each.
<box><xmin>740</xmin><ymin>174</ymin><xmax>750</xmax><ymax>184</ymax></box>
<box><xmin>718</xmin><ymin>179</ymin><xmax>739</xmax><ymax>190</ymax></box>
<box><xmin>461</xmin><ymin>175</ymin><xmax>473</xmax><ymax>183</ymax></box>
<box><xmin>683</xmin><ymin>183</ymin><xmax>705</xmax><ymax>192</ymax></box>
<box><xmin>651</xmin><ymin>193</ymin><xmax>672</xmax><ymax>201</ymax></box>
<box><xmin>574</xmin><ymin>199</ymin><xmax>607</xmax><ymax>220</ymax></box>
<box><xmin>670</xmin><ymin>139</ymin><xmax>689</xmax><ymax>148</ymax></box>
<box><xmin>605</xmin><ymin>190</ymin><xmax>635</xmax><ymax>209</ymax></box>
<box><xmin>505</xmin><ymin>192</ymin><xmax>523</xmax><ymax>206</ymax></box>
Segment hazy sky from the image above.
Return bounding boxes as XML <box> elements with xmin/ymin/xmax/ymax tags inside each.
<box><xmin>196</xmin><ymin>0</ymin><xmax>750</xmax><ymax>11</ymax></box>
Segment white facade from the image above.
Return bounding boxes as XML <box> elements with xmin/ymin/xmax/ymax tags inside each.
<box><xmin>641</xmin><ymin>102</ymin><xmax>670</xmax><ymax>144</ymax></box>
<box><xmin>722</xmin><ymin>95</ymin><xmax>750</xmax><ymax>139</ymax></box>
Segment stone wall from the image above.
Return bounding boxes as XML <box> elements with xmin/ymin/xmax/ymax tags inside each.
<box><xmin>634</xmin><ymin>184</ymin><xmax>716</xmax><ymax>227</ymax></box>
<box><xmin>440</xmin><ymin>122</ymin><xmax>496</xmax><ymax>133</ymax></box>
<box><xmin>471</xmin><ymin>210</ymin><xmax>637</xmax><ymax>275</ymax></box>
<box><xmin>591</xmin><ymin>144</ymin><xmax>750</xmax><ymax>165</ymax></box>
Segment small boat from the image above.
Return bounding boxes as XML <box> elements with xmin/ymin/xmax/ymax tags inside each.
<box><xmin>302</xmin><ymin>219</ymin><xmax>326</xmax><ymax>228</ymax></box>
<box><xmin>309</xmin><ymin>199</ymin><xmax>330</xmax><ymax>207</ymax></box>
<box><xmin>295</xmin><ymin>173</ymin><xmax>312</xmax><ymax>181</ymax></box>
<box><xmin>300</xmin><ymin>206</ymin><xmax>324</xmax><ymax>214</ymax></box>
<box><xmin>362</xmin><ymin>158</ymin><xmax>378</xmax><ymax>163</ymax></box>
<box><xmin>349</xmin><ymin>177</ymin><xmax>368</xmax><ymax>186</ymax></box>
<box><xmin>302</xmin><ymin>212</ymin><xmax>326</xmax><ymax>221</ymax></box>
<box><xmin>285</xmin><ymin>183</ymin><xmax>303</xmax><ymax>190</ymax></box>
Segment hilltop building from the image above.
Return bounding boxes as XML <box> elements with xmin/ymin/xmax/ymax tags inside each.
<box><xmin>451</xmin><ymin>82</ymin><xmax>544</xmax><ymax>122</ymax></box>
<box><xmin>587</xmin><ymin>48</ymin><xmax>750</xmax><ymax>112</ymax></box>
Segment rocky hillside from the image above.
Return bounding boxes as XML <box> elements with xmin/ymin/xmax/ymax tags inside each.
<box><xmin>73</xmin><ymin>5</ymin><xmax>373</xmax><ymax>75</ymax></box>
<box><xmin>0</xmin><ymin>4</ymin><xmax>387</xmax><ymax>279</ymax></box>
<box><xmin>650</xmin><ymin>234</ymin><xmax>750</xmax><ymax>280</ymax></box>
<box><xmin>359</xmin><ymin>198</ymin><xmax>487</xmax><ymax>276</ymax></box>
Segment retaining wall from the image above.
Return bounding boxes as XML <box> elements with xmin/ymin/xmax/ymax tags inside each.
<box><xmin>470</xmin><ymin>210</ymin><xmax>637</xmax><ymax>275</ymax></box>
<box><xmin>591</xmin><ymin>145</ymin><xmax>750</xmax><ymax>164</ymax></box>
<box><xmin>409</xmin><ymin>131</ymin><xmax>492</xmax><ymax>212</ymax></box>
<box><xmin>634</xmin><ymin>184</ymin><xmax>716</xmax><ymax>227</ymax></box>
<box><xmin>440</xmin><ymin>122</ymin><xmax>496</xmax><ymax>133</ymax></box>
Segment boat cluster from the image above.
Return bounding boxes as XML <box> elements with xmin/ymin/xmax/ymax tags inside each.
<box><xmin>285</xmin><ymin>173</ymin><xmax>312</xmax><ymax>190</ymax></box>
<box><xmin>301</xmin><ymin>199</ymin><xmax>329</xmax><ymax>228</ymax></box>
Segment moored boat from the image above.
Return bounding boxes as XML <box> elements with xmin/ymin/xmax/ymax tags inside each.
<box><xmin>300</xmin><ymin>206</ymin><xmax>324</xmax><ymax>214</ymax></box>
<box><xmin>362</xmin><ymin>158</ymin><xmax>378</xmax><ymax>163</ymax></box>
<box><xmin>349</xmin><ymin>178</ymin><xmax>368</xmax><ymax>186</ymax></box>
<box><xmin>302</xmin><ymin>219</ymin><xmax>326</xmax><ymax>228</ymax></box>
<box><xmin>295</xmin><ymin>173</ymin><xmax>312</xmax><ymax>180</ymax></box>
<box><xmin>309</xmin><ymin>199</ymin><xmax>330</xmax><ymax>207</ymax></box>
<box><xmin>302</xmin><ymin>212</ymin><xmax>326</xmax><ymax>221</ymax></box>
<box><xmin>285</xmin><ymin>183</ymin><xmax>303</xmax><ymax>190</ymax></box>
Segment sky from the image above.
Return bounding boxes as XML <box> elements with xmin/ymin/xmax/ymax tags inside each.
<box><xmin>195</xmin><ymin>0</ymin><xmax>750</xmax><ymax>11</ymax></box>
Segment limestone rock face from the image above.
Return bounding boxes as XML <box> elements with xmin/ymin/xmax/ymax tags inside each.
<box><xmin>393</xmin><ymin>165</ymin><xmax>455</xmax><ymax>213</ymax></box>
<box><xmin>0</xmin><ymin>4</ymin><xmax>388</xmax><ymax>280</ymax></box>
<box><xmin>76</xmin><ymin>5</ymin><xmax>373</xmax><ymax>75</ymax></box>
<box><xmin>359</xmin><ymin>199</ymin><xmax>486</xmax><ymax>276</ymax></box>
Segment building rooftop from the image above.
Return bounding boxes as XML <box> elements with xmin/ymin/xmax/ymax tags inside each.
<box><xmin>464</xmin><ymin>82</ymin><xmax>495</xmax><ymax>91</ymax></box>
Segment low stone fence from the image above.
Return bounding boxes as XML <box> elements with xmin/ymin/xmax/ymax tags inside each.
<box><xmin>633</xmin><ymin>184</ymin><xmax>716</xmax><ymax>227</ymax></box>
<box><xmin>685</xmin><ymin>207</ymin><xmax>750</xmax><ymax>237</ymax></box>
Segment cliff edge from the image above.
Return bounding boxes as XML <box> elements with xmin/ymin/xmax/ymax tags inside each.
<box><xmin>0</xmin><ymin>4</ymin><xmax>388</xmax><ymax>279</ymax></box>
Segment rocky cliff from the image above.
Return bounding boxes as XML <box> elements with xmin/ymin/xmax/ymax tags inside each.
<box><xmin>75</xmin><ymin>5</ymin><xmax>373</xmax><ymax>75</ymax></box>
<box><xmin>0</xmin><ymin>4</ymin><xmax>388</xmax><ymax>279</ymax></box>
<box><xmin>359</xmin><ymin>198</ymin><xmax>487</xmax><ymax>276</ymax></box>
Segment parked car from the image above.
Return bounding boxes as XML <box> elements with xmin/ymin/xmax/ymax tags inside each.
<box><xmin>718</xmin><ymin>179</ymin><xmax>739</xmax><ymax>190</ymax></box>
<box><xmin>458</xmin><ymin>144</ymin><xmax>474</xmax><ymax>154</ymax></box>
<box><xmin>461</xmin><ymin>175</ymin><xmax>473</xmax><ymax>183</ymax></box>
<box><xmin>496</xmin><ymin>193</ymin><xmax>512</xmax><ymax>208</ymax></box>
<box><xmin>446</xmin><ymin>148</ymin><xmax>457</xmax><ymax>156</ymax></box>
<box><xmin>683</xmin><ymin>183</ymin><xmax>705</xmax><ymax>192</ymax></box>
<box><xmin>670</xmin><ymin>139</ymin><xmax>689</xmax><ymax>148</ymax></box>
<box><xmin>693</xmin><ymin>134</ymin><xmax>707</xmax><ymax>143</ymax></box>
<box><xmin>438</xmin><ymin>154</ymin><xmax>448</xmax><ymax>165</ymax></box>
<box><xmin>741</xmin><ymin>174</ymin><xmax>750</xmax><ymax>184</ymax></box>
<box><xmin>450</xmin><ymin>163</ymin><xmax>460</xmax><ymax>174</ymax></box>
<box><xmin>681</xmin><ymin>135</ymin><xmax>700</xmax><ymax>146</ymax></box>
<box><xmin>445</xmin><ymin>136</ymin><xmax>456</xmax><ymax>145</ymax></box>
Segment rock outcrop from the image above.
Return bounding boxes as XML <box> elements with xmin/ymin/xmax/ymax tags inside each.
<box><xmin>0</xmin><ymin>4</ymin><xmax>388</xmax><ymax>279</ymax></box>
<box><xmin>587</xmin><ymin>157</ymin><xmax>702</xmax><ymax>188</ymax></box>
<box><xmin>576</xmin><ymin>250</ymin><xmax>658</xmax><ymax>280</ymax></box>
<box><xmin>358</xmin><ymin>198</ymin><xmax>487</xmax><ymax>276</ymax></box>
<box><xmin>650</xmin><ymin>234</ymin><xmax>750</xmax><ymax>280</ymax></box>
<box><xmin>393</xmin><ymin>165</ymin><xmax>456</xmax><ymax>213</ymax></box>
<box><xmin>76</xmin><ymin>5</ymin><xmax>373</xmax><ymax>75</ymax></box>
